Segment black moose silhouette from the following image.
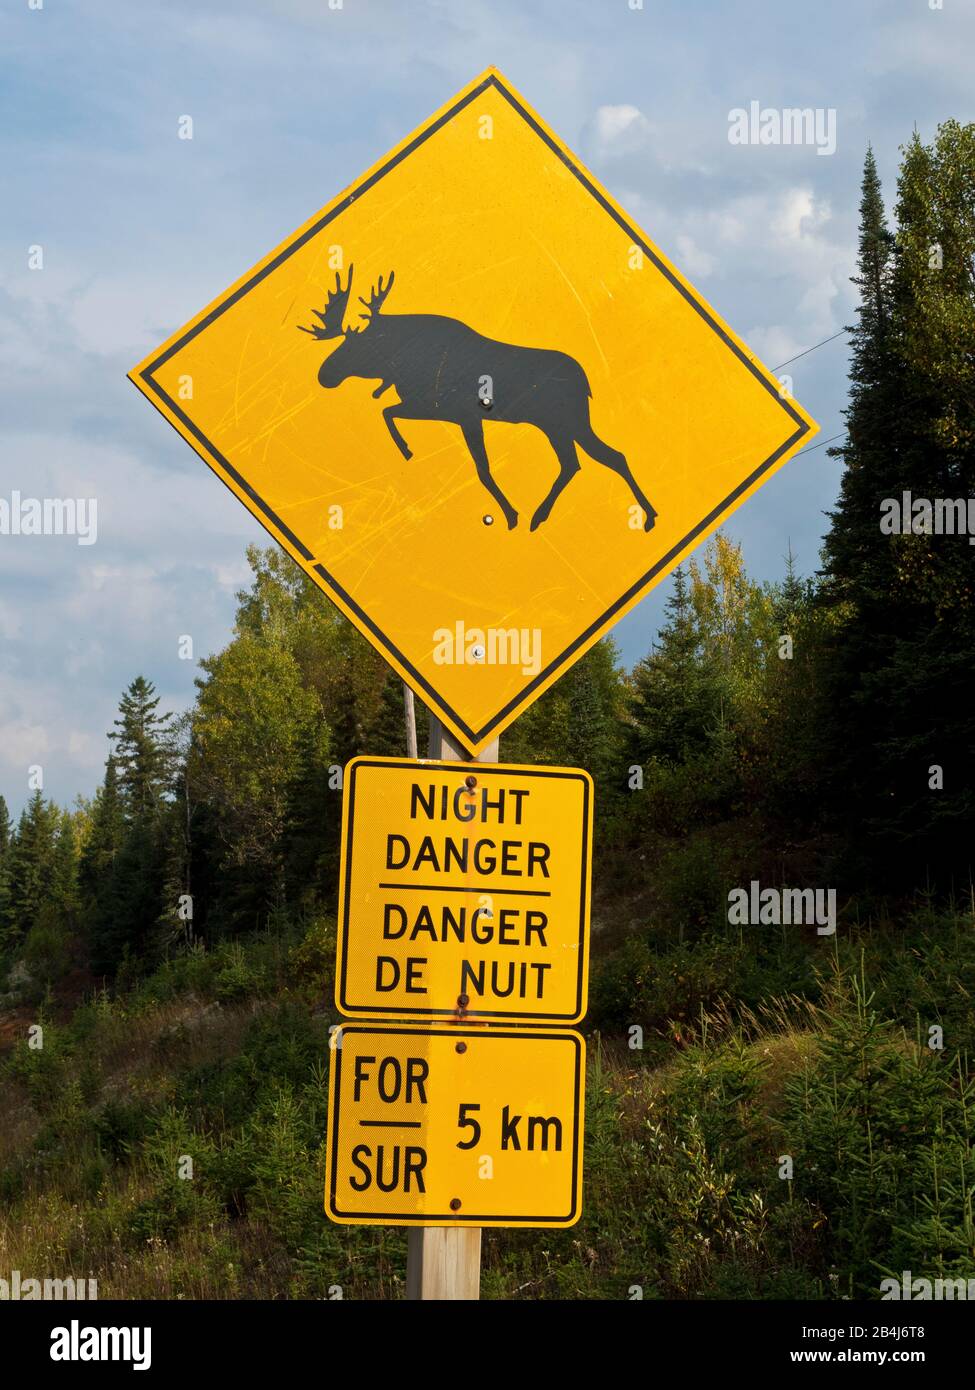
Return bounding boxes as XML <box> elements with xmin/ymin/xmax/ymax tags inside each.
<box><xmin>299</xmin><ymin>266</ymin><xmax>656</xmax><ymax>533</ymax></box>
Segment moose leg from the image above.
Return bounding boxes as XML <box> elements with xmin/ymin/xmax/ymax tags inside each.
<box><xmin>531</xmin><ymin>435</ymin><xmax>581</xmax><ymax>532</ymax></box>
<box><xmin>382</xmin><ymin>404</ymin><xmax>414</xmax><ymax>461</ymax></box>
<box><xmin>576</xmin><ymin>424</ymin><xmax>657</xmax><ymax>532</ymax></box>
<box><xmin>462</xmin><ymin>422</ymin><xmax>518</xmax><ymax>530</ymax></box>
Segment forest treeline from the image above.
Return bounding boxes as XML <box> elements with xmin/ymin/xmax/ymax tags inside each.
<box><xmin>1</xmin><ymin>125</ymin><xmax>974</xmax><ymax>983</ymax></box>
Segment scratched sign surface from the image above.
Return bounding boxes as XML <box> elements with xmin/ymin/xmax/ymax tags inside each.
<box><xmin>129</xmin><ymin>67</ymin><xmax>817</xmax><ymax>756</ymax></box>
<box><xmin>336</xmin><ymin>757</ymin><xmax>592</xmax><ymax>1023</ymax></box>
<box><xmin>326</xmin><ymin>1024</ymin><xmax>584</xmax><ymax>1227</ymax></box>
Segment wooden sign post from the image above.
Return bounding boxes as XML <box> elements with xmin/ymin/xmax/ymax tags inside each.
<box><xmin>407</xmin><ymin>714</ymin><xmax>495</xmax><ymax>1300</ymax></box>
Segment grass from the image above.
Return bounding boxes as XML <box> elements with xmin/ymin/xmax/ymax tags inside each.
<box><xmin>1</xmin><ymin>907</ymin><xmax>973</xmax><ymax>1299</ymax></box>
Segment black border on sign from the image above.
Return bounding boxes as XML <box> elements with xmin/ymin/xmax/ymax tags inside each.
<box><xmin>327</xmin><ymin>1025</ymin><xmax>583</xmax><ymax>1225</ymax></box>
<box><xmin>136</xmin><ymin>72</ymin><xmax>811</xmax><ymax>747</ymax></box>
<box><xmin>339</xmin><ymin>759</ymin><xmax>591</xmax><ymax>1021</ymax></box>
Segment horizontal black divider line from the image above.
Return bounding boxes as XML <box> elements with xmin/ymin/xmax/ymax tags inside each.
<box><xmin>358</xmin><ymin>1120</ymin><xmax>421</xmax><ymax>1128</ymax></box>
<box><xmin>376</xmin><ymin>882</ymin><xmax>551</xmax><ymax>897</ymax></box>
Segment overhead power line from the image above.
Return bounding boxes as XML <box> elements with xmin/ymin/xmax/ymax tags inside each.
<box><xmin>792</xmin><ymin>431</ymin><xmax>846</xmax><ymax>460</ymax></box>
<box><xmin>773</xmin><ymin>329</ymin><xmax>849</xmax><ymax>372</ymax></box>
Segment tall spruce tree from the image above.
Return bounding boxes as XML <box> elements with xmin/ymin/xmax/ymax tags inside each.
<box><xmin>629</xmin><ymin>566</ymin><xmax>722</xmax><ymax>766</ymax></box>
<box><xmin>0</xmin><ymin>795</ymin><xmax>13</xmax><ymax>947</ymax></box>
<box><xmin>85</xmin><ymin>680</ymin><xmax>176</xmax><ymax>973</ymax></box>
<box><xmin>110</xmin><ymin>676</ymin><xmax>174</xmax><ymax>816</ymax></box>
<box><xmin>52</xmin><ymin>811</ymin><xmax>80</xmax><ymax>921</ymax></box>
<box><xmin>366</xmin><ymin>672</ymin><xmax>413</xmax><ymax>757</ymax></box>
<box><xmin>822</xmin><ymin>149</ymin><xmax>896</xmax><ymax>587</ymax></box>
<box><xmin>7</xmin><ymin>791</ymin><xmax>59</xmax><ymax>943</ymax></box>
<box><xmin>820</xmin><ymin>130</ymin><xmax>975</xmax><ymax>885</ymax></box>
<box><xmin>81</xmin><ymin>755</ymin><xmax>128</xmax><ymax>973</ymax></box>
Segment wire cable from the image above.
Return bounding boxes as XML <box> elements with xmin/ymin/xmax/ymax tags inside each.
<box><xmin>792</xmin><ymin>431</ymin><xmax>846</xmax><ymax>459</ymax></box>
<box><xmin>773</xmin><ymin>329</ymin><xmax>848</xmax><ymax>372</ymax></box>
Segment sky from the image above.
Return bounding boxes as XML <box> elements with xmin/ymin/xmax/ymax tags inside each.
<box><xmin>1</xmin><ymin>0</ymin><xmax>972</xmax><ymax>817</ymax></box>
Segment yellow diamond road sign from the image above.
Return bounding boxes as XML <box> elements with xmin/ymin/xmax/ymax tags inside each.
<box><xmin>129</xmin><ymin>67</ymin><xmax>818</xmax><ymax>756</ymax></box>
<box><xmin>326</xmin><ymin>1024</ymin><xmax>584</xmax><ymax>1228</ymax></box>
<box><xmin>336</xmin><ymin>757</ymin><xmax>592</xmax><ymax>1024</ymax></box>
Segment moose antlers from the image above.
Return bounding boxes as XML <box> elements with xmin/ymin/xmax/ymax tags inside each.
<box><xmin>297</xmin><ymin>265</ymin><xmax>354</xmax><ymax>341</ymax></box>
<box><xmin>357</xmin><ymin>271</ymin><xmax>395</xmax><ymax>321</ymax></box>
<box><xmin>297</xmin><ymin>265</ymin><xmax>395</xmax><ymax>340</ymax></box>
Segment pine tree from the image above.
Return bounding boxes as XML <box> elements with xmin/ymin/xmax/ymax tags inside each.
<box><xmin>819</xmin><ymin>129</ymin><xmax>975</xmax><ymax>883</ymax></box>
<box><xmin>629</xmin><ymin>567</ymin><xmax>721</xmax><ymax>766</ymax></box>
<box><xmin>110</xmin><ymin>676</ymin><xmax>174</xmax><ymax>817</ymax></box>
<box><xmin>6</xmin><ymin>791</ymin><xmax>59</xmax><ymax>942</ymax></box>
<box><xmin>821</xmin><ymin>148</ymin><xmax>897</xmax><ymax>599</ymax></box>
<box><xmin>366</xmin><ymin>672</ymin><xmax>413</xmax><ymax>757</ymax></box>
<box><xmin>81</xmin><ymin>756</ymin><xmax>129</xmax><ymax>974</ymax></box>
<box><xmin>81</xmin><ymin>678</ymin><xmax>176</xmax><ymax>974</ymax></box>
<box><xmin>875</xmin><ymin>123</ymin><xmax>975</xmax><ymax>869</ymax></box>
<box><xmin>0</xmin><ymin>795</ymin><xmax>13</xmax><ymax>946</ymax></box>
<box><xmin>52</xmin><ymin>811</ymin><xmax>80</xmax><ymax>920</ymax></box>
<box><xmin>564</xmin><ymin>641</ymin><xmax>624</xmax><ymax>789</ymax></box>
<box><xmin>283</xmin><ymin>711</ymin><xmax>335</xmax><ymax>910</ymax></box>
<box><xmin>775</xmin><ymin>544</ymin><xmax>809</xmax><ymax>625</ymax></box>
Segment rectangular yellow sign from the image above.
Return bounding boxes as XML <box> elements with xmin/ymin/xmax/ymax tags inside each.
<box><xmin>336</xmin><ymin>757</ymin><xmax>592</xmax><ymax>1023</ymax></box>
<box><xmin>325</xmin><ymin>1024</ymin><xmax>584</xmax><ymax>1227</ymax></box>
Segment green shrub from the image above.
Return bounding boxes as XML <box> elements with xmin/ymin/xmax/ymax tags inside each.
<box><xmin>22</xmin><ymin>906</ymin><xmax>73</xmax><ymax>990</ymax></box>
<box><xmin>213</xmin><ymin>941</ymin><xmax>267</xmax><ymax>1001</ymax></box>
<box><xmin>783</xmin><ymin>961</ymin><xmax>975</xmax><ymax>1295</ymax></box>
<box><xmin>127</xmin><ymin>1107</ymin><xmax>220</xmax><ymax>1245</ymax></box>
<box><xmin>288</xmin><ymin>914</ymin><xmax>336</xmax><ymax>995</ymax></box>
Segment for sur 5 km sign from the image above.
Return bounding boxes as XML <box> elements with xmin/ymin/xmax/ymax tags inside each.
<box><xmin>325</xmin><ymin>1024</ymin><xmax>585</xmax><ymax>1228</ymax></box>
<box><xmin>335</xmin><ymin>757</ymin><xmax>592</xmax><ymax>1023</ymax></box>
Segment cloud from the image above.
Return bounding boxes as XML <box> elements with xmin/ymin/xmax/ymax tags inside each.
<box><xmin>674</xmin><ymin>234</ymin><xmax>716</xmax><ymax>280</ymax></box>
<box><xmin>770</xmin><ymin>189</ymin><xmax>831</xmax><ymax>244</ymax></box>
<box><xmin>588</xmin><ymin>104</ymin><xmax>654</xmax><ymax>159</ymax></box>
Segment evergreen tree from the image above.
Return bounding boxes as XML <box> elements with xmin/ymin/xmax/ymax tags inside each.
<box><xmin>6</xmin><ymin>791</ymin><xmax>59</xmax><ymax>943</ymax></box>
<box><xmin>366</xmin><ymin>672</ymin><xmax>414</xmax><ymax>757</ymax></box>
<box><xmin>564</xmin><ymin>641</ymin><xmax>623</xmax><ymax>780</ymax></box>
<box><xmin>629</xmin><ymin>566</ymin><xmax>723</xmax><ymax>766</ymax></box>
<box><xmin>110</xmin><ymin>676</ymin><xmax>174</xmax><ymax>816</ymax></box>
<box><xmin>52</xmin><ymin>811</ymin><xmax>80</xmax><ymax>920</ymax></box>
<box><xmin>154</xmin><ymin>717</ymin><xmax>198</xmax><ymax>954</ymax></box>
<box><xmin>819</xmin><ymin>129</ymin><xmax>975</xmax><ymax>884</ymax></box>
<box><xmin>283</xmin><ymin>710</ymin><xmax>335</xmax><ymax>910</ymax></box>
<box><xmin>817</xmin><ymin>147</ymin><xmax>902</xmax><ymax>879</ymax></box>
<box><xmin>0</xmin><ymin>795</ymin><xmax>13</xmax><ymax>946</ymax></box>
<box><xmin>500</xmin><ymin>641</ymin><xmax>624</xmax><ymax>781</ymax></box>
<box><xmin>81</xmin><ymin>755</ymin><xmax>129</xmax><ymax>974</ymax></box>
<box><xmin>84</xmin><ymin>678</ymin><xmax>176</xmax><ymax>974</ymax></box>
<box><xmin>774</xmin><ymin>544</ymin><xmax>809</xmax><ymax>626</ymax></box>
<box><xmin>822</xmin><ymin>146</ymin><xmax>896</xmax><ymax>578</ymax></box>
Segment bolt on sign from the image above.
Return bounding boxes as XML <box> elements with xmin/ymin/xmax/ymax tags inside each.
<box><xmin>326</xmin><ymin>1024</ymin><xmax>584</xmax><ymax>1228</ymax></box>
<box><xmin>336</xmin><ymin>757</ymin><xmax>592</xmax><ymax>1023</ymax></box>
<box><xmin>128</xmin><ymin>67</ymin><xmax>818</xmax><ymax>757</ymax></box>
